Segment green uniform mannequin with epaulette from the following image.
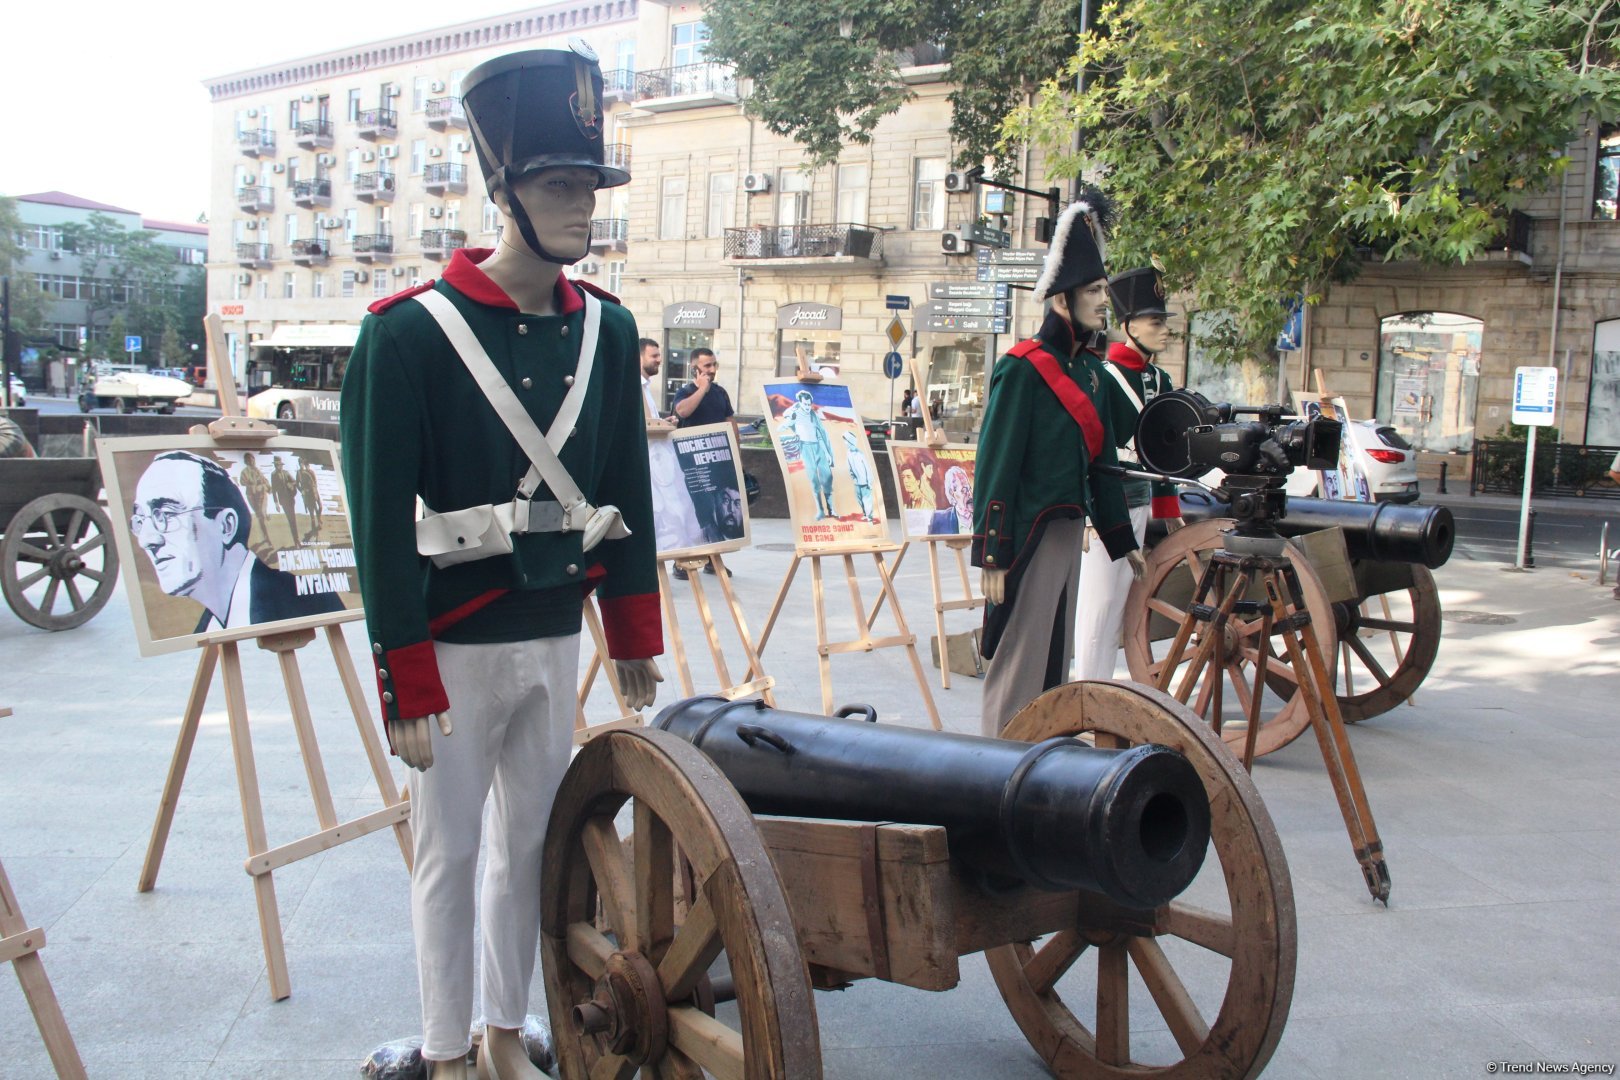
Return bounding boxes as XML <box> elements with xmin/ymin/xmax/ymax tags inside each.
<box><xmin>341</xmin><ymin>45</ymin><xmax>662</xmax><ymax>1080</ymax></box>
<box><xmin>971</xmin><ymin>197</ymin><xmax>1141</xmax><ymax>737</ymax></box>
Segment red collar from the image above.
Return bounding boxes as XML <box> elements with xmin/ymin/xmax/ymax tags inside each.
<box><xmin>1107</xmin><ymin>340</ymin><xmax>1151</xmax><ymax>372</ymax></box>
<box><xmin>443</xmin><ymin>247</ymin><xmax>584</xmax><ymax>316</ymax></box>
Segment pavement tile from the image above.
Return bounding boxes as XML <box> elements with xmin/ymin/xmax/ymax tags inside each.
<box><xmin>1283</xmin><ymin>1005</ymin><xmax>1546</xmax><ymax>1079</ymax></box>
<box><xmin>1483</xmin><ymin>996</ymin><xmax>1620</xmax><ymax>1061</ymax></box>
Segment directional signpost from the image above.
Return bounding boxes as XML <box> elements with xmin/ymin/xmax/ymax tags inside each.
<box><xmin>125</xmin><ymin>335</ymin><xmax>143</xmax><ymax>355</ymax></box>
<box><xmin>916</xmin><ymin>300</ymin><xmax>1009</xmax><ymax>335</ymax></box>
<box><xmin>1511</xmin><ymin>365</ymin><xmax>1559</xmax><ymax>570</ymax></box>
<box><xmin>930</xmin><ymin>281</ymin><xmax>1009</xmax><ymax>300</ymax></box>
<box><xmin>975</xmin><ymin>246</ymin><xmax>1044</xmax><ymax>283</ymax></box>
<box><xmin>886</xmin><ymin>316</ymin><xmax>909</xmax><ymax>421</ymax></box>
<box><xmin>884</xmin><ymin>352</ymin><xmax>905</xmax><ymax>379</ymax></box>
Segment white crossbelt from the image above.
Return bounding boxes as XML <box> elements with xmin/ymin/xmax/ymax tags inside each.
<box><xmin>1102</xmin><ymin>360</ymin><xmax>1149</xmax><ymax>464</ymax></box>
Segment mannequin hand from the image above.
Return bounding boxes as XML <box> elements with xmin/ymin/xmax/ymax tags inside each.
<box><xmin>1126</xmin><ymin>550</ymin><xmax>1147</xmax><ymax>582</ymax></box>
<box><xmin>614</xmin><ymin>658</ymin><xmax>664</xmax><ymax>711</ymax></box>
<box><xmin>393</xmin><ymin>712</ymin><xmax>453</xmax><ymax>771</ymax></box>
<box><xmin>1164</xmin><ymin>516</ymin><xmax>1186</xmax><ymax>534</ymax></box>
<box><xmin>981</xmin><ymin>568</ymin><xmax>1008</xmax><ymax>605</ymax></box>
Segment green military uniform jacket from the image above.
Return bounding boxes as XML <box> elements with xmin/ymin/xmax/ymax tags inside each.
<box><xmin>1101</xmin><ymin>340</ymin><xmax>1183</xmax><ymax>518</ymax></box>
<box><xmin>971</xmin><ymin>313</ymin><xmax>1137</xmax><ymax>656</ymax></box>
<box><xmin>340</xmin><ymin>248</ymin><xmax>661</xmax><ymax>726</ymax></box>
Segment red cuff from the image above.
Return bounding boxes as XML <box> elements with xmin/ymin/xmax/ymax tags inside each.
<box><xmin>1152</xmin><ymin>495</ymin><xmax>1183</xmax><ymax>519</ymax></box>
<box><xmin>598</xmin><ymin>592</ymin><xmax>664</xmax><ymax>659</ymax></box>
<box><xmin>380</xmin><ymin>639</ymin><xmax>450</xmax><ymax>721</ymax></box>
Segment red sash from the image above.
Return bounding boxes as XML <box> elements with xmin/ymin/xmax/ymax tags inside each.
<box><xmin>1009</xmin><ymin>339</ymin><xmax>1105</xmax><ymax>461</ymax></box>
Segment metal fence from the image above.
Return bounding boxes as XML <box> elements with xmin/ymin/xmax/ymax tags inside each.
<box><xmin>1471</xmin><ymin>439</ymin><xmax>1620</xmax><ymax>498</ymax></box>
<box><xmin>722</xmin><ymin>224</ymin><xmax>883</xmax><ymax>260</ymax></box>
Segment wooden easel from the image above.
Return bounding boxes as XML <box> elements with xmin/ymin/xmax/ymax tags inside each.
<box><xmin>0</xmin><ymin>707</ymin><xmax>87</xmax><ymax>1079</ymax></box>
<box><xmin>754</xmin><ymin>542</ymin><xmax>942</xmax><ymax>729</ymax></box>
<box><xmin>866</xmin><ymin>537</ymin><xmax>983</xmax><ymax>689</ymax></box>
<box><xmin>136</xmin><ymin>316</ymin><xmax>414</xmax><ymax>1001</ymax></box>
<box><xmin>574</xmin><ymin>596</ymin><xmax>644</xmax><ymax>744</ymax></box>
<box><xmin>658</xmin><ymin>552</ymin><xmax>775</xmax><ymax>704</ymax></box>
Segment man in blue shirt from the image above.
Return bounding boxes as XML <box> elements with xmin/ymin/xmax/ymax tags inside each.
<box><xmin>671</xmin><ymin>347</ymin><xmax>734</xmax><ymax>430</ymax></box>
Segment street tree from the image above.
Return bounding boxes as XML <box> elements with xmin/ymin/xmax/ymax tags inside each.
<box><xmin>1011</xmin><ymin>0</ymin><xmax>1620</xmax><ymax>361</ymax></box>
<box><xmin>0</xmin><ymin>195</ymin><xmax>51</xmax><ymax>340</ymax></box>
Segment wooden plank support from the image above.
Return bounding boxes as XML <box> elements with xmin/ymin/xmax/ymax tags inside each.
<box><xmin>0</xmin><ymin>926</ymin><xmax>46</xmax><ymax>966</ymax></box>
<box><xmin>244</xmin><ymin>802</ymin><xmax>415</xmax><ymax>877</ymax></box>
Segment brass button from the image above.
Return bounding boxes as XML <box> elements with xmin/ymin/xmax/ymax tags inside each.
<box><xmin>988</xmin><ymin>529</ymin><xmax>997</xmax><ymax>536</ymax></box>
<box><xmin>566</xmin><ymin>563</ymin><xmax>579</xmax><ymax>575</ymax></box>
<box><xmin>517</xmin><ymin>324</ymin><xmax>529</xmax><ymax>336</ymax></box>
<box><xmin>563</xmin><ymin>375</ymin><xmax>575</xmax><ymax>386</ymax></box>
<box><xmin>377</xmin><ymin>669</ymin><xmax>389</xmax><ymax>680</ymax></box>
<box><xmin>382</xmin><ymin>691</ymin><xmax>395</xmax><ymax>704</ymax></box>
<box><xmin>521</xmin><ymin>377</ymin><xmax>533</xmax><ymax>389</ymax></box>
<box><xmin>561</xmin><ymin>325</ymin><xmax>570</xmax><ymax>337</ymax></box>
<box><xmin>372</xmin><ymin>643</ymin><xmax>383</xmax><ymax>654</ymax></box>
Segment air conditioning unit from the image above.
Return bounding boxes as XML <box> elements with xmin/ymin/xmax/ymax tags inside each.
<box><xmin>247</xmin><ymin>108</ymin><xmax>259</xmax><ymax>118</ymax></box>
<box><xmin>379</xmin><ymin>146</ymin><xmax>399</xmax><ymax>159</ymax></box>
<box><xmin>428</xmin><ymin>207</ymin><xmax>443</xmax><ymax>219</ymax></box>
<box><xmin>50</xmin><ymin>250</ymin><xmax>63</xmax><ymax>261</ymax></box>
<box><xmin>242</xmin><ymin>174</ymin><xmax>256</xmax><ymax>185</ymax></box>
<box><xmin>940</xmin><ymin>229</ymin><xmax>971</xmax><ymax>254</ymax></box>
<box><xmin>324</xmin><ymin>217</ymin><xmax>343</xmax><ymax>229</ymax></box>
<box><xmin>237</xmin><ymin>273</ymin><xmax>253</xmax><ymax>284</ymax></box>
<box><xmin>430</xmin><ymin>80</ymin><xmax>446</xmax><ymax>93</ymax></box>
<box><xmin>355</xmin><ymin>270</ymin><xmax>369</xmax><ymax>283</ymax></box>
<box><xmin>393</xmin><ymin>266</ymin><xmax>406</xmax><ymax>277</ymax></box>
<box><xmin>944</xmin><ymin>169</ymin><xmax>981</xmax><ymax>193</ymax></box>
<box><xmin>301</xmin><ymin>94</ymin><xmax>314</xmax><ymax>103</ymax></box>
<box><xmin>577</xmin><ymin>260</ymin><xmax>601</xmax><ymax>275</ymax></box>
<box><xmin>429</xmin><ymin>147</ymin><xmax>443</xmax><ymax>158</ymax></box>
<box><xmin>741</xmin><ymin>172</ymin><xmax>772</xmax><ymax>194</ymax></box>
<box><xmin>454</xmin><ymin>139</ymin><xmax>471</xmax><ymax>152</ymax></box>
<box><xmin>271</xmin><ymin>163</ymin><xmax>285</xmax><ymax>173</ymax></box>
<box><xmin>317</xmin><ymin>153</ymin><xmax>335</xmax><ymax>166</ymax></box>
<box><xmin>245</xmin><ymin>220</ymin><xmax>259</xmax><ymax>231</ymax></box>
<box><xmin>386</xmin><ymin>85</ymin><xmax>401</xmax><ymax>97</ymax></box>
<box><xmin>361</xmin><ymin>150</ymin><xmax>376</xmax><ymax>162</ymax></box>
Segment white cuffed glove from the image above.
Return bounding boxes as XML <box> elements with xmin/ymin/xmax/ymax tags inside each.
<box><xmin>392</xmin><ymin>712</ymin><xmax>453</xmax><ymax>771</ymax></box>
<box><xmin>981</xmin><ymin>567</ymin><xmax>1007</xmax><ymax>605</ymax></box>
<box><xmin>613</xmin><ymin>658</ymin><xmax>664</xmax><ymax>711</ymax></box>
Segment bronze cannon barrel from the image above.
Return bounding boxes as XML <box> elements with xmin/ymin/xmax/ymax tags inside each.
<box><xmin>653</xmin><ymin>696</ymin><xmax>1212</xmax><ymax>910</ymax></box>
<box><xmin>1152</xmin><ymin>491</ymin><xmax>1456</xmax><ymax>568</ymax></box>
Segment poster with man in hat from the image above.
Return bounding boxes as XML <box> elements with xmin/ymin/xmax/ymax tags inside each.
<box><xmin>971</xmin><ymin>195</ymin><xmax>1140</xmax><ymax>737</ymax></box>
<box><xmin>339</xmin><ymin>40</ymin><xmax>662</xmax><ymax>1080</ymax></box>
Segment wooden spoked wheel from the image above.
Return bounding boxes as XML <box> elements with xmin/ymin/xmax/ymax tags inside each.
<box><xmin>1</xmin><ymin>493</ymin><xmax>120</xmax><ymax>631</ymax></box>
<box><xmin>986</xmin><ymin>681</ymin><xmax>1295</xmax><ymax>1079</ymax></box>
<box><xmin>541</xmin><ymin>728</ymin><xmax>822</xmax><ymax>1080</ymax></box>
<box><xmin>1124</xmin><ymin>518</ymin><xmax>1336</xmax><ymax>759</ymax></box>
<box><xmin>1307</xmin><ymin>564</ymin><xmax>1443</xmax><ymax>723</ymax></box>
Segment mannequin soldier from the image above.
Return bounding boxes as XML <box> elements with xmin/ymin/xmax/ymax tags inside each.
<box><xmin>341</xmin><ymin>45</ymin><xmax>662</xmax><ymax>1080</ymax></box>
<box><xmin>1073</xmin><ymin>266</ymin><xmax>1185</xmax><ymax>679</ymax></box>
<box><xmin>972</xmin><ymin>198</ymin><xmax>1140</xmax><ymax>737</ymax></box>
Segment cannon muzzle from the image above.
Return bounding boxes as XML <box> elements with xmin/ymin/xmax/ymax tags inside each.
<box><xmin>655</xmin><ymin>697</ymin><xmax>1211</xmax><ymax>910</ymax></box>
<box><xmin>1158</xmin><ymin>492</ymin><xmax>1455</xmax><ymax>568</ymax></box>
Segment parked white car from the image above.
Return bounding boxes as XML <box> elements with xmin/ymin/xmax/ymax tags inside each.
<box><xmin>5</xmin><ymin>375</ymin><xmax>24</xmax><ymax>406</ymax></box>
<box><xmin>1342</xmin><ymin>419</ymin><xmax>1421</xmax><ymax>503</ymax></box>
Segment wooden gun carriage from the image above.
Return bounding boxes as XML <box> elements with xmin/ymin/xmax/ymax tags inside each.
<box><xmin>0</xmin><ymin>456</ymin><xmax>120</xmax><ymax>630</ymax></box>
<box><xmin>539</xmin><ymin>683</ymin><xmax>1296</xmax><ymax>1079</ymax></box>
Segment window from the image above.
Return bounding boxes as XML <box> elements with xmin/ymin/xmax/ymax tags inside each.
<box><xmin>313</xmin><ymin>272</ymin><xmax>327</xmax><ymax>299</ymax></box>
<box><xmin>411</xmin><ymin>139</ymin><xmax>427</xmax><ymax>176</ymax></box>
<box><xmin>409</xmin><ymin>203</ymin><xmax>424</xmax><ymax>239</ymax></box>
<box><xmin>1376</xmin><ymin>312</ymin><xmax>1482</xmax><ymax>453</ymax></box>
<box><xmin>913</xmin><ymin>157</ymin><xmax>947</xmax><ymax>231</ymax></box>
<box><xmin>836</xmin><ymin>163</ymin><xmax>869</xmax><ymax>224</ymax></box>
<box><xmin>259</xmin><ymin>278</ymin><xmax>270</xmax><ymax>299</ymax></box>
<box><xmin>445</xmin><ymin>200</ymin><xmax>461</xmax><ymax>231</ymax></box>
<box><xmin>232</xmin><ymin>274</ymin><xmax>246</xmax><ymax>301</ymax></box>
<box><xmin>707</xmin><ymin>173</ymin><xmax>735</xmax><ymax>238</ymax></box>
<box><xmin>20</xmin><ymin>225</ymin><xmax>66</xmax><ymax>250</ymax></box>
<box><xmin>375</xmin><ymin>205</ymin><xmax>392</xmax><ymax>234</ymax></box>
<box><xmin>288</xmin><ymin>99</ymin><xmax>300</xmax><ymax>130</ymax></box>
<box><xmin>373</xmin><ymin>272</ymin><xmax>390</xmax><ymax>298</ymax></box>
<box><xmin>413</xmin><ymin>76</ymin><xmax>429</xmax><ymax>113</ymax></box>
<box><xmin>449</xmin><ymin>70</ymin><xmax>467</xmax><ymax>97</ymax></box>
<box><xmin>347</xmin><ymin>89</ymin><xmax>361</xmax><ymax>122</ymax></box>
<box><xmin>607</xmin><ymin>260</ymin><xmax>623</xmax><ymax>295</ymax></box>
<box><xmin>347</xmin><ymin>149</ymin><xmax>361</xmax><ymax>183</ymax></box>
<box><xmin>286</xmin><ymin>157</ymin><xmax>299</xmax><ymax>188</ymax></box>
<box><xmin>283</xmin><ymin>272</ymin><xmax>296</xmax><ymax>299</ymax></box>
<box><xmin>778</xmin><ymin>168</ymin><xmax>810</xmax><ymax>227</ymax></box>
<box><xmin>1596</xmin><ymin>124</ymin><xmax>1620</xmax><ymax>220</ymax></box>
<box><xmin>344</xmin><ymin>208</ymin><xmax>358</xmax><ymax>241</ymax></box>
<box><xmin>672</xmin><ymin>21</ymin><xmax>711</xmax><ymax>66</ymax></box>
<box><xmin>340</xmin><ymin>270</ymin><xmax>357</xmax><ymax>299</ymax></box>
<box><xmin>660</xmin><ymin>176</ymin><xmax>688</xmax><ymax>240</ymax></box>
<box><xmin>615</xmin><ymin>39</ymin><xmax>636</xmax><ymax>73</ymax></box>
<box><xmin>405</xmin><ymin>265</ymin><xmax>422</xmax><ymax>287</ymax></box>
<box><xmin>482</xmin><ymin>196</ymin><xmax>501</xmax><ymax>233</ymax></box>
<box><xmin>180</xmin><ymin>247</ymin><xmax>206</xmax><ymax>265</ymax></box>
<box><xmin>285</xmin><ymin>214</ymin><xmax>299</xmax><ymax>245</ymax></box>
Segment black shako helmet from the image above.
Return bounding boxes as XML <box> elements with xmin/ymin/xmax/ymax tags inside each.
<box><xmin>461</xmin><ymin>42</ymin><xmax>630</xmax><ymax>263</ymax></box>
<box><xmin>1109</xmin><ymin>266</ymin><xmax>1174</xmax><ymax>322</ymax></box>
<box><xmin>1031</xmin><ymin>193</ymin><xmax>1112</xmax><ymax>305</ymax></box>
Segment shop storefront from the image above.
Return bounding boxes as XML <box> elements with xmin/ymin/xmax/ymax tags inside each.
<box><xmin>776</xmin><ymin>303</ymin><xmax>843</xmax><ymax>379</ymax></box>
<box><xmin>661</xmin><ymin>301</ymin><xmax>722</xmax><ymax>413</ymax></box>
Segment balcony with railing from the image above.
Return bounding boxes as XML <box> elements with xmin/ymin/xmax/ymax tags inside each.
<box><xmin>604</xmin><ymin>142</ymin><xmax>631</xmax><ymax>175</ymax></box>
<box><xmin>723</xmin><ymin>223</ymin><xmax>883</xmax><ymax>265</ymax></box>
<box><xmin>421</xmin><ymin>229</ymin><xmax>467</xmax><ymax>259</ymax></box>
<box><xmin>633</xmin><ymin>63</ymin><xmax>739</xmax><ymax>111</ymax></box>
<box><xmin>353</xmin><ymin>233</ymin><xmax>394</xmax><ymax>262</ymax></box>
<box><xmin>424</xmin><ymin>163</ymin><xmax>469</xmax><ymax>196</ymax></box>
<box><xmin>237</xmin><ymin>128</ymin><xmax>276</xmax><ymax>157</ymax></box>
<box><xmin>426</xmin><ymin>97</ymin><xmax>468</xmax><ymax>129</ymax></box>
<box><xmin>295</xmin><ymin>118</ymin><xmax>335</xmax><ymax>149</ymax></box>
<box><xmin>236</xmin><ymin>185</ymin><xmax>273</xmax><ymax>213</ymax></box>
<box><xmin>897</xmin><ymin>41</ymin><xmax>950</xmax><ymax>83</ymax></box>
<box><xmin>601</xmin><ymin>68</ymin><xmax>637</xmax><ymax>105</ymax></box>
<box><xmin>293</xmin><ymin>178</ymin><xmax>333</xmax><ymax>209</ymax></box>
<box><xmin>357</xmin><ymin>108</ymin><xmax>398</xmax><ymax>140</ymax></box>
<box><xmin>589</xmin><ymin>217</ymin><xmax>629</xmax><ymax>254</ymax></box>
<box><xmin>354</xmin><ymin>171</ymin><xmax>396</xmax><ymax>203</ymax></box>
<box><xmin>236</xmin><ymin>242</ymin><xmax>273</xmax><ymax>268</ymax></box>
<box><xmin>290</xmin><ymin>238</ymin><xmax>330</xmax><ymax>266</ymax></box>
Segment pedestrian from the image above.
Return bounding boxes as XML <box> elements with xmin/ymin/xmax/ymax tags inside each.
<box><xmin>639</xmin><ymin>337</ymin><xmax>673</xmax><ymax>426</ymax></box>
<box><xmin>269</xmin><ymin>456</ymin><xmax>299</xmax><ymax>547</ymax></box>
<box><xmin>238</xmin><ymin>451</ymin><xmax>273</xmax><ymax>548</ymax></box>
<box><xmin>972</xmin><ymin>195</ymin><xmax>1140</xmax><ymax>737</ymax></box>
<box><xmin>900</xmin><ymin>388</ymin><xmax>917</xmax><ymax>419</ymax></box>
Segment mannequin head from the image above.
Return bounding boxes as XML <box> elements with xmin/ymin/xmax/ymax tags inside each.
<box><xmin>490</xmin><ymin>165</ymin><xmax>600</xmax><ymax>265</ymax></box>
<box><xmin>1108</xmin><ymin>266</ymin><xmax>1176</xmax><ymax>357</ymax></box>
<box><xmin>1051</xmin><ymin>279</ymin><xmax>1111</xmax><ymax>334</ymax></box>
<box><xmin>1124</xmin><ymin>314</ymin><xmax>1172</xmax><ymax>356</ymax></box>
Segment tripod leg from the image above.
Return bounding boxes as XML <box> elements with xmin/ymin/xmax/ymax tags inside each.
<box><xmin>1241</xmin><ymin>605</ymin><xmax>1272</xmax><ymax>772</ymax></box>
<box><xmin>1178</xmin><ymin>565</ymin><xmax>1252</xmax><ymax>733</ymax></box>
<box><xmin>1153</xmin><ymin>556</ymin><xmax>1221</xmax><ymax>695</ymax></box>
<box><xmin>1267</xmin><ymin>572</ymin><xmax>1391</xmax><ymax>904</ymax></box>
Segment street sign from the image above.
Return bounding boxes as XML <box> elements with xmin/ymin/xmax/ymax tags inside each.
<box><xmin>885</xmin><ymin>295</ymin><xmax>911</xmax><ymax>310</ymax></box>
<box><xmin>920</xmin><ymin>315</ymin><xmax>1010</xmax><ymax>335</ymax></box>
<box><xmin>125</xmin><ymin>335</ymin><xmax>143</xmax><ymax>354</ymax></box>
<box><xmin>976</xmin><ymin>247</ymin><xmax>1044</xmax><ymax>265</ymax></box>
<box><xmin>1276</xmin><ymin>302</ymin><xmax>1304</xmax><ymax>352</ymax></box>
<box><xmin>930</xmin><ymin>281</ymin><xmax>1009</xmax><ymax>300</ymax></box>
<box><xmin>924</xmin><ymin>298</ymin><xmax>1009</xmax><ymax>318</ymax></box>
<box><xmin>1512</xmin><ymin>366</ymin><xmax>1558</xmax><ymax>426</ymax></box>
<box><xmin>976</xmin><ymin>263</ymin><xmax>1043</xmax><ymax>283</ymax></box>
<box><xmin>967</xmin><ymin>222</ymin><xmax>1011</xmax><ymax>248</ymax></box>
<box><xmin>885</xmin><ymin>315</ymin><xmax>907</xmax><ymax>348</ymax></box>
<box><xmin>883</xmin><ymin>351</ymin><xmax>905</xmax><ymax>379</ymax></box>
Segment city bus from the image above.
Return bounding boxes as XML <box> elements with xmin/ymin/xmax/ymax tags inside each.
<box><xmin>244</xmin><ymin>324</ymin><xmax>360</xmax><ymax>422</ymax></box>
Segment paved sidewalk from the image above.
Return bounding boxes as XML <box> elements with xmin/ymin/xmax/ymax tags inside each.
<box><xmin>2</xmin><ymin>517</ymin><xmax>1617</xmax><ymax>1078</ymax></box>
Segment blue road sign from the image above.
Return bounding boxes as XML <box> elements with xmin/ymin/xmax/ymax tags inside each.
<box><xmin>126</xmin><ymin>335</ymin><xmax>143</xmax><ymax>353</ymax></box>
<box><xmin>1275</xmin><ymin>299</ymin><xmax>1303</xmax><ymax>352</ymax></box>
<box><xmin>883</xmin><ymin>352</ymin><xmax>905</xmax><ymax>379</ymax></box>
<box><xmin>885</xmin><ymin>295</ymin><xmax>911</xmax><ymax>310</ymax></box>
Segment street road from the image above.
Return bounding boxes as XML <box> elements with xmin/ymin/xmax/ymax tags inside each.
<box><xmin>1445</xmin><ymin>499</ymin><xmax>1618</xmax><ymax>572</ymax></box>
<box><xmin>20</xmin><ymin>393</ymin><xmax>223</xmax><ymax>419</ymax></box>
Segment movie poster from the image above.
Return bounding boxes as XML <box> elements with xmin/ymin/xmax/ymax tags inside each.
<box><xmin>1293</xmin><ymin>394</ymin><xmax>1371</xmax><ymax>503</ymax></box>
<box><xmin>760</xmin><ymin>380</ymin><xmax>888</xmax><ymax>549</ymax></box>
<box><xmin>97</xmin><ymin>435</ymin><xmax>361</xmax><ymax>656</ymax></box>
<box><xmin>647</xmin><ymin>422</ymin><xmax>750</xmax><ymax>559</ymax></box>
<box><xmin>887</xmin><ymin>441</ymin><xmax>977</xmax><ymax>541</ymax></box>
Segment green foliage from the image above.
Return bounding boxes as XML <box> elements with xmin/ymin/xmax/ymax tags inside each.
<box><xmin>703</xmin><ymin>0</ymin><xmax>1080</xmax><ymax>170</ymax></box>
<box><xmin>1011</xmin><ymin>0</ymin><xmax>1620</xmax><ymax>364</ymax></box>
<box><xmin>61</xmin><ymin>212</ymin><xmax>204</xmax><ymax>364</ymax></box>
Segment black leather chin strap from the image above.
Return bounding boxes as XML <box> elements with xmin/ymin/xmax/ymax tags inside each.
<box><xmin>498</xmin><ymin>165</ymin><xmax>575</xmax><ymax>266</ymax></box>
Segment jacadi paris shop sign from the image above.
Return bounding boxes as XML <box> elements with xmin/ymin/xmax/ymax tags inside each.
<box><xmin>663</xmin><ymin>302</ymin><xmax>722</xmax><ymax>330</ymax></box>
<box><xmin>776</xmin><ymin>303</ymin><xmax>843</xmax><ymax>331</ymax></box>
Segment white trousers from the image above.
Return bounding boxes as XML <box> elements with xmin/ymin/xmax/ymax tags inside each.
<box><xmin>411</xmin><ymin>635</ymin><xmax>580</xmax><ymax>1061</ymax></box>
<box><xmin>1073</xmin><ymin>504</ymin><xmax>1151</xmax><ymax>681</ymax></box>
